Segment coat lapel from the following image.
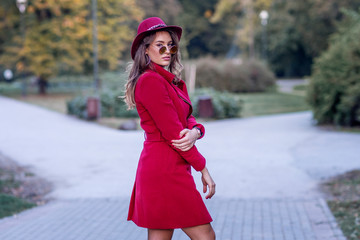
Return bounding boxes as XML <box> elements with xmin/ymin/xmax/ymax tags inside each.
<box><xmin>152</xmin><ymin>64</ymin><xmax>193</xmax><ymax>110</ymax></box>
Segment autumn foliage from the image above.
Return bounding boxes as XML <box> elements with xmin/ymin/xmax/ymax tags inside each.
<box><xmin>0</xmin><ymin>0</ymin><xmax>143</xmax><ymax>79</ymax></box>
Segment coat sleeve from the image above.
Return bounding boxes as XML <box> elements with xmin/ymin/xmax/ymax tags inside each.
<box><xmin>136</xmin><ymin>73</ymin><xmax>206</xmax><ymax>171</ymax></box>
<box><xmin>187</xmin><ymin>115</ymin><xmax>205</xmax><ymax>140</ymax></box>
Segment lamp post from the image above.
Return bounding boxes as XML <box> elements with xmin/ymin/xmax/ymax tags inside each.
<box><xmin>92</xmin><ymin>0</ymin><xmax>99</xmax><ymax>94</ymax></box>
<box><xmin>16</xmin><ymin>0</ymin><xmax>27</xmax><ymax>96</ymax></box>
<box><xmin>259</xmin><ymin>10</ymin><xmax>269</xmax><ymax>61</ymax></box>
<box><xmin>87</xmin><ymin>0</ymin><xmax>101</xmax><ymax>120</ymax></box>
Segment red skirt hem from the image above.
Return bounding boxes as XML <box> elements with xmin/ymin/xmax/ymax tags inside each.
<box><xmin>127</xmin><ymin>218</ymin><xmax>213</xmax><ymax>230</ymax></box>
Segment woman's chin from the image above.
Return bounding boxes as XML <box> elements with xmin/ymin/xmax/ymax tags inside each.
<box><xmin>154</xmin><ymin>60</ymin><xmax>170</xmax><ymax>67</ymax></box>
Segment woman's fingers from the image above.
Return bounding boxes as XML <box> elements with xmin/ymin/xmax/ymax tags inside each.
<box><xmin>207</xmin><ymin>181</ymin><xmax>216</xmax><ymax>199</ymax></box>
<box><xmin>201</xmin><ymin>168</ymin><xmax>216</xmax><ymax>199</ymax></box>
<box><xmin>172</xmin><ymin>129</ymin><xmax>197</xmax><ymax>151</ymax></box>
<box><xmin>172</xmin><ymin>128</ymin><xmax>200</xmax><ymax>151</ymax></box>
<box><xmin>172</xmin><ymin>143</ymin><xmax>191</xmax><ymax>151</ymax></box>
<box><xmin>203</xmin><ymin>181</ymin><xmax>207</xmax><ymax>194</ymax></box>
<box><xmin>172</xmin><ymin>137</ymin><xmax>189</xmax><ymax>144</ymax></box>
<box><xmin>173</xmin><ymin>143</ymin><xmax>192</xmax><ymax>151</ymax></box>
<box><xmin>204</xmin><ymin>180</ymin><xmax>215</xmax><ymax>199</ymax></box>
<box><xmin>179</xmin><ymin>128</ymin><xmax>189</xmax><ymax>138</ymax></box>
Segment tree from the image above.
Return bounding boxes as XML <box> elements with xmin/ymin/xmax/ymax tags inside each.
<box><xmin>0</xmin><ymin>0</ymin><xmax>25</xmax><ymax>75</ymax></box>
<box><xmin>266</xmin><ymin>0</ymin><xmax>360</xmax><ymax>77</ymax></box>
<box><xmin>308</xmin><ymin>9</ymin><xmax>360</xmax><ymax>126</ymax></box>
<box><xmin>211</xmin><ymin>0</ymin><xmax>273</xmax><ymax>58</ymax></box>
<box><xmin>0</xmin><ymin>0</ymin><xmax>143</xmax><ymax>93</ymax></box>
<box><xmin>306</xmin><ymin>0</ymin><xmax>360</xmax><ymax>57</ymax></box>
<box><xmin>265</xmin><ymin>0</ymin><xmax>313</xmax><ymax>77</ymax></box>
<box><xmin>176</xmin><ymin>0</ymin><xmax>236</xmax><ymax>59</ymax></box>
<box><xmin>135</xmin><ymin>0</ymin><xmax>182</xmax><ymax>25</ymax></box>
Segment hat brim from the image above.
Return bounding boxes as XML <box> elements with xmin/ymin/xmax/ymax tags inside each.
<box><xmin>131</xmin><ymin>25</ymin><xmax>182</xmax><ymax>60</ymax></box>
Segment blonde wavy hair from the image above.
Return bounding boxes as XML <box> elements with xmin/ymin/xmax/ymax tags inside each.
<box><xmin>124</xmin><ymin>30</ymin><xmax>183</xmax><ymax>109</ymax></box>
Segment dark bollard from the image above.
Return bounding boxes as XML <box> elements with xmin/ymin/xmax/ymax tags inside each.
<box><xmin>198</xmin><ymin>95</ymin><xmax>214</xmax><ymax>118</ymax></box>
<box><xmin>87</xmin><ymin>97</ymin><xmax>100</xmax><ymax>120</ymax></box>
<box><xmin>118</xmin><ymin>119</ymin><xmax>137</xmax><ymax>130</ymax></box>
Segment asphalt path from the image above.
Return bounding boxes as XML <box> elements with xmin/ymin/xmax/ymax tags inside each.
<box><xmin>1</xmin><ymin>95</ymin><xmax>359</xmax><ymax>200</ymax></box>
<box><xmin>1</xmin><ymin>95</ymin><xmax>358</xmax><ymax>240</ymax></box>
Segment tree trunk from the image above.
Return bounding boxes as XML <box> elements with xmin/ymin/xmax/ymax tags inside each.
<box><xmin>38</xmin><ymin>77</ymin><xmax>48</xmax><ymax>95</ymax></box>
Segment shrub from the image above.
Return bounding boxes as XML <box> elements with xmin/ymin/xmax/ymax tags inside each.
<box><xmin>0</xmin><ymin>82</ymin><xmax>23</xmax><ymax>95</ymax></box>
<box><xmin>194</xmin><ymin>57</ymin><xmax>222</xmax><ymax>91</ymax></box>
<box><xmin>67</xmin><ymin>89</ymin><xmax>138</xmax><ymax>119</ymax></box>
<box><xmin>195</xmin><ymin>57</ymin><xmax>276</xmax><ymax>93</ymax></box>
<box><xmin>307</xmin><ymin>9</ymin><xmax>360</xmax><ymax>126</ymax></box>
<box><xmin>191</xmin><ymin>88</ymin><xmax>242</xmax><ymax>119</ymax></box>
<box><xmin>67</xmin><ymin>88</ymin><xmax>241</xmax><ymax>120</ymax></box>
<box><xmin>67</xmin><ymin>96</ymin><xmax>88</xmax><ymax>118</ymax></box>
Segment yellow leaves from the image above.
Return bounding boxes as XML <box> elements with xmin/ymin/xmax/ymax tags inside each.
<box><xmin>32</xmin><ymin>0</ymin><xmax>49</xmax><ymax>10</ymax></box>
<box><xmin>27</xmin><ymin>5</ymin><xmax>35</xmax><ymax>13</ymax></box>
<box><xmin>0</xmin><ymin>7</ymin><xmax>4</xmax><ymax>16</ymax></box>
<box><xmin>74</xmin><ymin>26</ymin><xmax>90</xmax><ymax>39</ymax></box>
<box><xmin>211</xmin><ymin>0</ymin><xmax>241</xmax><ymax>23</ymax></box>
<box><xmin>204</xmin><ymin>10</ymin><xmax>213</xmax><ymax>19</ymax></box>
<box><xmin>62</xmin><ymin>18</ymin><xmax>74</xmax><ymax>28</ymax></box>
<box><xmin>75</xmin><ymin>16</ymin><xmax>85</xmax><ymax>24</ymax></box>
<box><xmin>212</xmin><ymin>0</ymin><xmax>272</xmax><ymax>23</ymax></box>
<box><xmin>16</xmin><ymin>62</ymin><xmax>25</xmax><ymax>71</ymax></box>
<box><xmin>1</xmin><ymin>0</ymin><xmax>143</xmax><ymax>76</ymax></box>
<box><xmin>210</xmin><ymin>0</ymin><xmax>273</xmax><ymax>58</ymax></box>
<box><xmin>254</xmin><ymin>0</ymin><xmax>272</xmax><ymax>10</ymax></box>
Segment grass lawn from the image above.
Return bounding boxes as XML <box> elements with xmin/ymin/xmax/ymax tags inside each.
<box><xmin>0</xmin><ymin>168</ymin><xmax>36</xmax><ymax>219</ymax></box>
<box><xmin>11</xmin><ymin>93</ymin><xmax>76</xmax><ymax>114</ymax></box>
<box><xmin>319</xmin><ymin>125</ymin><xmax>360</xmax><ymax>134</ymax></box>
<box><xmin>5</xmin><ymin>90</ymin><xmax>310</xmax><ymax>129</ymax></box>
<box><xmin>328</xmin><ymin>201</ymin><xmax>360</xmax><ymax>240</ymax></box>
<box><xmin>7</xmin><ymin>91</ymin><xmax>309</xmax><ymax>118</ymax></box>
<box><xmin>0</xmin><ymin>194</ymin><xmax>35</xmax><ymax>219</ymax></box>
<box><xmin>238</xmin><ymin>92</ymin><xmax>309</xmax><ymax>117</ymax></box>
<box><xmin>322</xmin><ymin>170</ymin><xmax>360</xmax><ymax>240</ymax></box>
<box><xmin>292</xmin><ymin>84</ymin><xmax>308</xmax><ymax>96</ymax></box>
<box><xmin>2</xmin><ymin>86</ymin><xmax>311</xmax><ymax>131</ymax></box>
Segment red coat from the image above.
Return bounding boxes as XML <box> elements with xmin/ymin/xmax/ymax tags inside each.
<box><xmin>127</xmin><ymin>63</ymin><xmax>212</xmax><ymax>229</ymax></box>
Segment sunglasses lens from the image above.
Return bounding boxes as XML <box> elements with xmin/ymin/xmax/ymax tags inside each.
<box><xmin>158</xmin><ymin>45</ymin><xmax>178</xmax><ymax>55</ymax></box>
<box><xmin>159</xmin><ymin>46</ymin><xmax>167</xmax><ymax>55</ymax></box>
<box><xmin>170</xmin><ymin>46</ymin><xmax>178</xmax><ymax>54</ymax></box>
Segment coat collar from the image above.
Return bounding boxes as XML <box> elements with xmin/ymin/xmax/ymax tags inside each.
<box><xmin>149</xmin><ymin>63</ymin><xmax>193</xmax><ymax>116</ymax></box>
<box><xmin>152</xmin><ymin>63</ymin><xmax>176</xmax><ymax>84</ymax></box>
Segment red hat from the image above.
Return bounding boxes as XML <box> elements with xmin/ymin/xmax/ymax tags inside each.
<box><xmin>131</xmin><ymin>17</ymin><xmax>182</xmax><ymax>59</ymax></box>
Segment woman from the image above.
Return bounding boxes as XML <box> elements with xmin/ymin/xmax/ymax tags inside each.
<box><xmin>125</xmin><ymin>17</ymin><xmax>216</xmax><ymax>240</ymax></box>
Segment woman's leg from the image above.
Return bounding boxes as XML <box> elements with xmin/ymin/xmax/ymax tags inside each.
<box><xmin>182</xmin><ymin>223</ymin><xmax>215</xmax><ymax>240</ymax></box>
<box><xmin>148</xmin><ymin>229</ymin><xmax>174</xmax><ymax>240</ymax></box>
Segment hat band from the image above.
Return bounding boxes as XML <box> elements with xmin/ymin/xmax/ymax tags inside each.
<box><xmin>147</xmin><ymin>24</ymin><xmax>167</xmax><ymax>31</ymax></box>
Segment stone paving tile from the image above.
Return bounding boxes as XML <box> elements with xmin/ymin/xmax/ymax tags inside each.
<box><xmin>0</xmin><ymin>198</ymin><xmax>346</xmax><ymax>240</ymax></box>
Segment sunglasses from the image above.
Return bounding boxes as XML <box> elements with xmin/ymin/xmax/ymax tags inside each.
<box><xmin>154</xmin><ymin>45</ymin><xmax>178</xmax><ymax>55</ymax></box>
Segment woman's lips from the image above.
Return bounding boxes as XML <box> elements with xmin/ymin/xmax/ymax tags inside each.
<box><xmin>162</xmin><ymin>56</ymin><xmax>170</xmax><ymax>61</ymax></box>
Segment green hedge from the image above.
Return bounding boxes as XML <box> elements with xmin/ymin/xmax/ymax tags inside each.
<box><xmin>67</xmin><ymin>88</ymin><xmax>242</xmax><ymax>120</ymax></box>
<box><xmin>195</xmin><ymin>57</ymin><xmax>276</xmax><ymax>93</ymax></box>
<box><xmin>67</xmin><ymin>90</ymin><xmax>138</xmax><ymax>119</ymax></box>
<box><xmin>191</xmin><ymin>88</ymin><xmax>242</xmax><ymax>119</ymax></box>
<box><xmin>307</xmin><ymin>9</ymin><xmax>360</xmax><ymax>126</ymax></box>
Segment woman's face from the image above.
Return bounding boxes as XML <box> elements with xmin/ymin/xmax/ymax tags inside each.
<box><xmin>146</xmin><ymin>31</ymin><xmax>174</xmax><ymax>67</ymax></box>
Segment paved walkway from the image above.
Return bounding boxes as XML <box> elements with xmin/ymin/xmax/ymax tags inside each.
<box><xmin>276</xmin><ymin>79</ymin><xmax>308</xmax><ymax>93</ymax></box>
<box><xmin>1</xmin><ymin>95</ymin><xmax>359</xmax><ymax>239</ymax></box>
<box><xmin>0</xmin><ymin>198</ymin><xmax>345</xmax><ymax>240</ymax></box>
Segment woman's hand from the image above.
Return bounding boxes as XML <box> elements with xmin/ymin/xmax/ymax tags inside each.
<box><xmin>171</xmin><ymin>128</ymin><xmax>200</xmax><ymax>151</ymax></box>
<box><xmin>201</xmin><ymin>167</ymin><xmax>216</xmax><ymax>199</ymax></box>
